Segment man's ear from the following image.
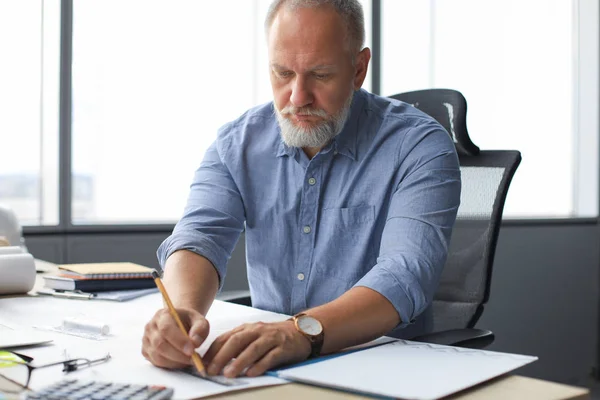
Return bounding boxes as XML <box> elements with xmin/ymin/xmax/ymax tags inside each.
<box><xmin>353</xmin><ymin>47</ymin><xmax>371</xmax><ymax>90</ymax></box>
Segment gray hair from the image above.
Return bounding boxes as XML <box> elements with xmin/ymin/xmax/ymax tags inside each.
<box><xmin>264</xmin><ymin>0</ymin><xmax>365</xmax><ymax>54</ymax></box>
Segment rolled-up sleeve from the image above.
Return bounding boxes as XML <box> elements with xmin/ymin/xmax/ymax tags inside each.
<box><xmin>354</xmin><ymin>123</ymin><xmax>461</xmax><ymax>328</ymax></box>
<box><xmin>157</xmin><ymin>135</ymin><xmax>245</xmax><ymax>291</ymax></box>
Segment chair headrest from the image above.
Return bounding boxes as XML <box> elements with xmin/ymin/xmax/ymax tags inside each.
<box><xmin>389</xmin><ymin>89</ymin><xmax>480</xmax><ymax>156</ymax></box>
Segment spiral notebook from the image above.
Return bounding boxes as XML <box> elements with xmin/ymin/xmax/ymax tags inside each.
<box><xmin>57</xmin><ymin>262</ymin><xmax>154</xmax><ymax>279</ymax></box>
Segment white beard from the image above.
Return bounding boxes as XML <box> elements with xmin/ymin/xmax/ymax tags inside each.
<box><xmin>276</xmin><ymin>90</ymin><xmax>355</xmax><ymax>149</ymax></box>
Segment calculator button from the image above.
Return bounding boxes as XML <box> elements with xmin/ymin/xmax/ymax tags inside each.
<box><xmin>72</xmin><ymin>395</ymin><xmax>93</xmax><ymax>400</ymax></box>
<box><xmin>73</xmin><ymin>389</ymin><xmax>97</xmax><ymax>398</ymax></box>
<box><xmin>91</xmin><ymin>391</ymin><xmax>115</xmax><ymax>399</ymax></box>
<box><xmin>106</xmin><ymin>395</ymin><xmax>132</xmax><ymax>400</ymax></box>
<box><xmin>149</xmin><ymin>389</ymin><xmax>175</xmax><ymax>400</ymax></box>
<box><xmin>49</xmin><ymin>390</ymin><xmax>73</xmax><ymax>398</ymax></box>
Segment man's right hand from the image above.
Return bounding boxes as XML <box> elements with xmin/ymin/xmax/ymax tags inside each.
<box><xmin>142</xmin><ymin>307</ymin><xmax>210</xmax><ymax>369</ymax></box>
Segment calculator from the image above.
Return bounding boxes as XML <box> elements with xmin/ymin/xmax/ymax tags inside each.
<box><xmin>25</xmin><ymin>378</ymin><xmax>174</xmax><ymax>400</ymax></box>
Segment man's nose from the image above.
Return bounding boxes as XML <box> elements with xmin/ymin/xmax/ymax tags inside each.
<box><xmin>290</xmin><ymin>76</ymin><xmax>313</xmax><ymax>108</ymax></box>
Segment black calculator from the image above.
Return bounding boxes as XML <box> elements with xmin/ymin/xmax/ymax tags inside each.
<box><xmin>25</xmin><ymin>378</ymin><xmax>174</xmax><ymax>400</ymax></box>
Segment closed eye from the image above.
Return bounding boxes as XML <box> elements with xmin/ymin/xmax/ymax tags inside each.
<box><xmin>276</xmin><ymin>70</ymin><xmax>294</xmax><ymax>78</ymax></box>
<box><xmin>313</xmin><ymin>72</ymin><xmax>331</xmax><ymax>80</ymax></box>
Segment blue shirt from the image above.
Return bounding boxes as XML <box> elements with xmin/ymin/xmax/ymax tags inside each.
<box><xmin>158</xmin><ymin>89</ymin><xmax>461</xmax><ymax>338</ymax></box>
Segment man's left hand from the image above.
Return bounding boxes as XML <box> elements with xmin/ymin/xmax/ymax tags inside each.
<box><xmin>202</xmin><ymin>320</ymin><xmax>311</xmax><ymax>378</ymax></box>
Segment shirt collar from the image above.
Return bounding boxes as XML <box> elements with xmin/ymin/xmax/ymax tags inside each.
<box><xmin>332</xmin><ymin>89</ymin><xmax>365</xmax><ymax>161</ymax></box>
<box><xmin>275</xmin><ymin>89</ymin><xmax>366</xmax><ymax>160</ymax></box>
<box><xmin>276</xmin><ymin>139</ymin><xmax>295</xmax><ymax>157</ymax></box>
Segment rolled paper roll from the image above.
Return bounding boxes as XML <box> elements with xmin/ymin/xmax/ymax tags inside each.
<box><xmin>0</xmin><ymin>246</ymin><xmax>23</xmax><ymax>256</ymax></box>
<box><xmin>62</xmin><ymin>317</ymin><xmax>110</xmax><ymax>336</ymax></box>
<box><xmin>0</xmin><ymin>253</ymin><xmax>36</xmax><ymax>294</ymax></box>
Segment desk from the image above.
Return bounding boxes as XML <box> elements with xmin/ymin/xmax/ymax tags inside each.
<box><xmin>212</xmin><ymin>376</ymin><xmax>589</xmax><ymax>400</ymax></box>
<box><xmin>0</xmin><ymin>267</ymin><xmax>590</xmax><ymax>400</ymax></box>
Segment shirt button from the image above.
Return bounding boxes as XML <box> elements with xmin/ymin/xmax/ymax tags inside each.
<box><xmin>303</xmin><ymin>225</ymin><xmax>311</xmax><ymax>234</ymax></box>
<box><xmin>297</xmin><ymin>273</ymin><xmax>305</xmax><ymax>281</ymax></box>
<box><xmin>308</xmin><ymin>177</ymin><xmax>316</xmax><ymax>185</ymax></box>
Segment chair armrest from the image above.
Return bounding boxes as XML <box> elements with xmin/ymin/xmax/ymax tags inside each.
<box><xmin>411</xmin><ymin>328</ymin><xmax>494</xmax><ymax>349</ymax></box>
<box><xmin>216</xmin><ymin>290</ymin><xmax>252</xmax><ymax>307</ymax></box>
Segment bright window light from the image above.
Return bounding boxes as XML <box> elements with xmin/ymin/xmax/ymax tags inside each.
<box><xmin>0</xmin><ymin>0</ymin><xmax>60</xmax><ymax>226</ymax></box>
<box><xmin>381</xmin><ymin>0</ymin><xmax>598</xmax><ymax>218</ymax></box>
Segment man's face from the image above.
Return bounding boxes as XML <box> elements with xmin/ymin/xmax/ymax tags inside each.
<box><xmin>267</xmin><ymin>6</ymin><xmax>370</xmax><ymax>149</ymax></box>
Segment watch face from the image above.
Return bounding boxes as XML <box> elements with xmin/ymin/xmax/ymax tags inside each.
<box><xmin>297</xmin><ymin>315</ymin><xmax>323</xmax><ymax>336</ymax></box>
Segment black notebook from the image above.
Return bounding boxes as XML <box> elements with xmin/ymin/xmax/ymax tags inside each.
<box><xmin>42</xmin><ymin>275</ymin><xmax>155</xmax><ymax>292</ymax></box>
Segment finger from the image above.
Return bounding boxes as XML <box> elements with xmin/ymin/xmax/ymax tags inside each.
<box><xmin>147</xmin><ymin>349</ymin><xmax>191</xmax><ymax>370</ymax></box>
<box><xmin>245</xmin><ymin>347</ymin><xmax>284</xmax><ymax>377</ymax></box>
<box><xmin>222</xmin><ymin>337</ymin><xmax>277</xmax><ymax>378</ymax></box>
<box><xmin>206</xmin><ymin>330</ymin><xmax>259</xmax><ymax>376</ymax></box>
<box><xmin>144</xmin><ymin>320</ymin><xmax>190</xmax><ymax>368</ymax></box>
<box><xmin>148</xmin><ymin>325</ymin><xmax>194</xmax><ymax>366</ymax></box>
<box><xmin>202</xmin><ymin>328</ymin><xmax>239</xmax><ymax>364</ymax></box>
<box><xmin>143</xmin><ymin>320</ymin><xmax>164</xmax><ymax>363</ymax></box>
<box><xmin>188</xmin><ymin>317</ymin><xmax>210</xmax><ymax>347</ymax></box>
<box><xmin>142</xmin><ymin>334</ymin><xmax>152</xmax><ymax>360</ymax></box>
<box><xmin>156</xmin><ymin>310</ymin><xmax>197</xmax><ymax>357</ymax></box>
<box><xmin>202</xmin><ymin>322</ymin><xmax>251</xmax><ymax>363</ymax></box>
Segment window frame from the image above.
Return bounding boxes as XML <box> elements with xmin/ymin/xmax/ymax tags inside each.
<box><xmin>21</xmin><ymin>0</ymin><xmax>600</xmax><ymax>235</ymax></box>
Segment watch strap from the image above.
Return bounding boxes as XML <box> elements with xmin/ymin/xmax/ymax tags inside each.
<box><xmin>291</xmin><ymin>313</ymin><xmax>325</xmax><ymax>358</ymax></box>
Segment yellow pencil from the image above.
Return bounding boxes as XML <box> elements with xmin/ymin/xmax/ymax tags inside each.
<box><xmin>152</xmin><ymin>270</ymin><xmax>207</xmax><ymax>377</ymax></box>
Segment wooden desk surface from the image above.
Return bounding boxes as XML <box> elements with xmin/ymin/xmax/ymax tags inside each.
<box><xmin>208</xmin><ymin>376</ymin><xmax>589</xmax><ymax>400</ymax></box>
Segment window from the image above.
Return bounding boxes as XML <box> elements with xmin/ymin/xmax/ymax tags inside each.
<box><xmin>0</xmin><ymin>0</ymin><xmax>60</xmax><ymax>226</ymax></box>
<box><xmin>381</xmin><ymin>0</ymin><xmax>598</xmax><ymax>218</ymax></box>
<box><xmin>71</xmin><ymin>1</ymin><xmax>372</xmax><ymax>224</ymax></box>
<box><xmin>6</xmin><ymin>1</ymin><xmax>595</xmax><ymax>227</ymax></box>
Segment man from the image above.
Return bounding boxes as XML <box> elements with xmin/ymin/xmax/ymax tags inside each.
<box><xmin>142</xmin><ymin>0</ymin><xmax>461</xmax><ymax>378</ymax></box>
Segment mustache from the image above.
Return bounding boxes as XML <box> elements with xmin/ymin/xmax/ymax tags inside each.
<box><xmin>279</xmin><ymin>106</ymin><xmax>327</xmax><ymax>118</ymax></box>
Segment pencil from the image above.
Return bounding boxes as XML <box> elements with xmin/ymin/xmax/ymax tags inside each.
<box><xmin>151</xmin><ymin>270</ymin><xmax>207</xmax><ymax>377</ymax></box>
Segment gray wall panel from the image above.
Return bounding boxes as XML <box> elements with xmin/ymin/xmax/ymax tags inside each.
<box><xmin>477</xmin><ymin>224</ymin><xmax>598</xmax><ymax>387</ymax></box>
<box><xmin>25</xmin><ymin>236</ymin><xmax>66</xmax><ymax>264</ymax></box>
<box><xmin>223</xmin><ymin>233</ymin><xmax>250</xmax><ymax>291</ymax></box>
<box><xmin>66</xmin><ymin>233</ymin><xmax>169</xmax><ymax>269</ymax></box>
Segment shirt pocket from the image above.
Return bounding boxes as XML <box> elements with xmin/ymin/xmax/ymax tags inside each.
<box><xmin>315</xmin><ymin>205</ymin><xmax>377</xmax><ymax>287</ymax></box>
<box><xmin>321</xmin><ymin>205</ymin><xmax>375</xmax><ymax>228</ymax></box>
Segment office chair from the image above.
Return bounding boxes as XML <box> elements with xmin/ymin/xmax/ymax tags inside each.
<box><xmin>219</xmin><ymin>89</ymin><xmax>521</xmax><ymax>350</ymax></box>
<box><xmin>388</xmin><ymin>89</ymin><xmax>521</xmax><ymax>349</ymax></box>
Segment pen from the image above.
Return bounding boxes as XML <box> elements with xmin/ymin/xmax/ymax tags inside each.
<box><xmin>37</xmin><ymin>288</ymin><xmax>95</xmax><ymax>300</ymax></box>
<box><xmin>151</xmin><ymin>270</ymin><xmax>207</xmax><ymax>377</ymax></box>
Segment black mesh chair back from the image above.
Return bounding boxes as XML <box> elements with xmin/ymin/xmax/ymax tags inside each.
<box><xmin>389</xmin><ymin>89</ymin><xmax>521</xmax><ymax>333</ymax></box>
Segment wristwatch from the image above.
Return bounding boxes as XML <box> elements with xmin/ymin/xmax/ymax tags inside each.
<box><xmin>291</xmin><ymin>313</ymin><xmax>325</xmax><ymax>358</ymax></box>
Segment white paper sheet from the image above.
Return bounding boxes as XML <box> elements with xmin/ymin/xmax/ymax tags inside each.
<box><xmin>0</xmin><ymin>323</ymin><xmax>54</xmax><ymax>349</ymax></box>
<box><xmin>0</xmin><ymin>294</ymin><xmax>539</xmax><ymax>399</ymax></box>
<box><xmin>0</xmin><ymin>295</ymin><xmax>289</xmax><ymax>398</ymax></box>
<box><xmin>275</xmin><ymin>339</ymin><xmax>538</xmax><ymax>400</ymax></box>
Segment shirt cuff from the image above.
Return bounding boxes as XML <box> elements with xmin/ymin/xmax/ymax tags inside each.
<box><xmin>157</xmin><ymin>229</ymin><xmax>228</xmax><ymax>291</ymax></box>
<box><xmin>353</xmin><ymin>259</ymin><xmax>428</xmax><ymax>329</ymax></box>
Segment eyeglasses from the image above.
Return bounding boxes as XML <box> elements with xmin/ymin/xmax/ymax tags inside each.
<box><xmin>0</xmin><ymin>351</ymin><xmax>111</xmax><ymax>394</ymax></box>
